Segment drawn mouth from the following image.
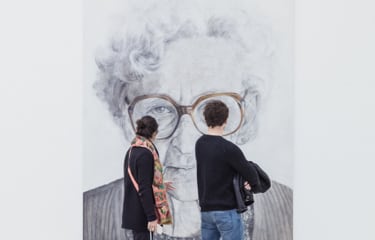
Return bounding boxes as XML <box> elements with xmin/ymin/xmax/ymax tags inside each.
<box><xmin>163</xmin><ymin>166</ymin><xmax>198</xmax><ymax>201</ymax></box>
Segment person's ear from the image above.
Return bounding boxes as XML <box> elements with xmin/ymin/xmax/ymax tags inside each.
<box><xmin>222</xmin><ymin>120</ymin><xmax>227</xmax><ymax>128</ymax></box>
<box><xmin>231</xmin><ymin>88</ymin><xmax>260</xmax><ymax>145</ymax></box>
<box><xmin>151</xmin><ymin>131</ymin><xmax>158</xmax><ymax>141</ymax></box>
<box><xmin>114</xmin><ymin>104</ymin><xmax>135</xmax><ymax>142</ymax></box>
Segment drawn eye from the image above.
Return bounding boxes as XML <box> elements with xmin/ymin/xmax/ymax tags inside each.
<box><xmin>150</xmin><ymin>106</ymin><xmax>173</xmax><ymax>114</ymax></box>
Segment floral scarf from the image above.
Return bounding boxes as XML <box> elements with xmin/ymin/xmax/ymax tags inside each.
<box><xmin>130</xmin><ymin>135</ymin><xmax>172</xmax><ymax>225</ymax></box>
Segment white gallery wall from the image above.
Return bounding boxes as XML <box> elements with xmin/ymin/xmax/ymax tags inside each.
<box><xmin>0</xmin><ymin>1</ymin><xmax>83</xmax><ymax>239</ymax></box>
<box><xmin>294</xmin><ymin>1</ymin><xmax>375</xmax><ymax>239</ymax></box>
<box><xmin>0</xmin><ymin>0</ymin><xmax>374</xmax><ymax>240</ymax></box>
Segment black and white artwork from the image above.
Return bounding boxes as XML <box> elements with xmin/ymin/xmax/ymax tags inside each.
<box><xmin>83</xmin><ymin>0</ymin><xmax>294</xmax><ymax>239</ymax></box>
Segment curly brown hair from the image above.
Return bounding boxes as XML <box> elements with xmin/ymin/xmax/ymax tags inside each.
<box><xmin>203</xmin><ymin>100</ymin><xmax>229</xmax><ymax>127</ymax></box>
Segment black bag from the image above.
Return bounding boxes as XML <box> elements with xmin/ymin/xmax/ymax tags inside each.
<box><xmin>233</xmin><ymin>161</ymin><xmax>271</xmax><ymax>213</ymax></box>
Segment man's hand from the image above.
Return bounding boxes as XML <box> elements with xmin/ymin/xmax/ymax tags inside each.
<box><xmin>244</xmin><ymin>181</ymin><xmax>251</xmax><ymax>190</ymax></box>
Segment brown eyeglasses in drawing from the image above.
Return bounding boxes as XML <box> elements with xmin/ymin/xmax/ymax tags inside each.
<box><xmin>127</xmin><ymin>92</ymin><xmax>244</xmax><ymax>140</ymax></box>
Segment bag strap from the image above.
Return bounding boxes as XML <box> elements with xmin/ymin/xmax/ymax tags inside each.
<box><xmin>127</xmin><ymin>147</ymin><xmax>139</xmax><ymax>192</ymax></box>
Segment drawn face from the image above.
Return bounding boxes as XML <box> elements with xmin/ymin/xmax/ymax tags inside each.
<box><xmin>123</xmin><ymin>37</ymin><xmax>258</xmax><ymax>237</ymax></box>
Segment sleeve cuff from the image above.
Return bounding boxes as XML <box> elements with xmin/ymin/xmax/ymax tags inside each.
<box><xmin>147</xmin><ymin>214</ymin><xmax>157</xmax><ymax>222</ymax></box>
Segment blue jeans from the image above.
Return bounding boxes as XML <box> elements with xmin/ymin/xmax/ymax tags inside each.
<box><xmin>201</xmin><ymin>209</ymin><xmax>243</xmax><ymax>240</ymax></box>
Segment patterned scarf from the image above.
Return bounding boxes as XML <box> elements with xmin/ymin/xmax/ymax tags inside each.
<box><xmin>130</xmin><ymin>135</ymin><xmax>172</xmax><ymax>225</ymax></box>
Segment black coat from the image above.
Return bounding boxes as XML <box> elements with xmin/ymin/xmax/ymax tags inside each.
<box><xmin>233</xmin><ymin>161</ymin><xmax>271</xmax><ymax>213</ymax></box>
<box><xmin>122</xmin><ymin>147</ymin><xmax>157</xmax><ymax>232</ymax></box>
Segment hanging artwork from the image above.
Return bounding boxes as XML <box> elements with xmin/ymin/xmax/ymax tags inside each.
<box><xmin>83</xmin><ymin>0</ymin><xmax>294</xmax><ymax>239</ymax></box>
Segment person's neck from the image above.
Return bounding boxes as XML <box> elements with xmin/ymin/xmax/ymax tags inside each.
<box><xmin>207</xmin><ymin>126</ymin><xmax>224</xmax><ymax>136</ymax></box>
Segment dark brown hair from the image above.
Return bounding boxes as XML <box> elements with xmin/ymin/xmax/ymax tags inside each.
<box><xmin>136</xmin><ymin>116</ymin><xmax>158</xmax><ymax>139</ymax></box>
<box><xmin>203</xmin><ymin>100</ymin><xmax>229</xmax><ymax>127</ymax></box>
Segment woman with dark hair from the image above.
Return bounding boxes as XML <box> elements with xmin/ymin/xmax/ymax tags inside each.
<box><xmin>122</xmin><ymin>116</ymin><xmax>172</xmax><ymax>240</ymax></box>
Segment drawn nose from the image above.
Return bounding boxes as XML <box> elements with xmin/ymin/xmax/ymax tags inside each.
<box><xmin>170</xmin><ymin>116</ymin><xmax>199</xmax><ymax>154</ymax></box>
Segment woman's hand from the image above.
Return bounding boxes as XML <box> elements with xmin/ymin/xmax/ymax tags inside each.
<box><xmin>147</xmin><ymin>220</ymin><xmax>158</xmax><ymax>232</ymax></box>
<box><xmin>164</xmin><ymin>181</ymin><xmax>175</xmax><ymax>191</ymax></box>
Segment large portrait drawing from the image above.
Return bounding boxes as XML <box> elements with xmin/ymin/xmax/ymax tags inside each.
<box><xmin>83</xmin><ymin>0</ymin><xmax>294</xmax><ymax>239</ymax></box>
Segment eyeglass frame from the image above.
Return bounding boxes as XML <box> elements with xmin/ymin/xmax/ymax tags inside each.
<box><xmin>127</xmin><ymin>92</ymin><xmax>245</xmax><ymax>140</ymax></box>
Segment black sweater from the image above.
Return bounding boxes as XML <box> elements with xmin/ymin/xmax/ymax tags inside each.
<box><xmin>122</xmin><ymin>147</ymin><xmax>157</xmax><ymax>231</ymax></box>
<box><xmin>195</xmin><ymin>135</ymin><xmax>260</xmax><ymax>212</ymax></box>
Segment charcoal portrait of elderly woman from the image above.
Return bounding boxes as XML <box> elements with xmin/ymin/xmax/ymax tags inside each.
<box><xmin>83</xmin><ymin>0</ymin><xmax>293</xmax><ymax>240</ymax></box>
